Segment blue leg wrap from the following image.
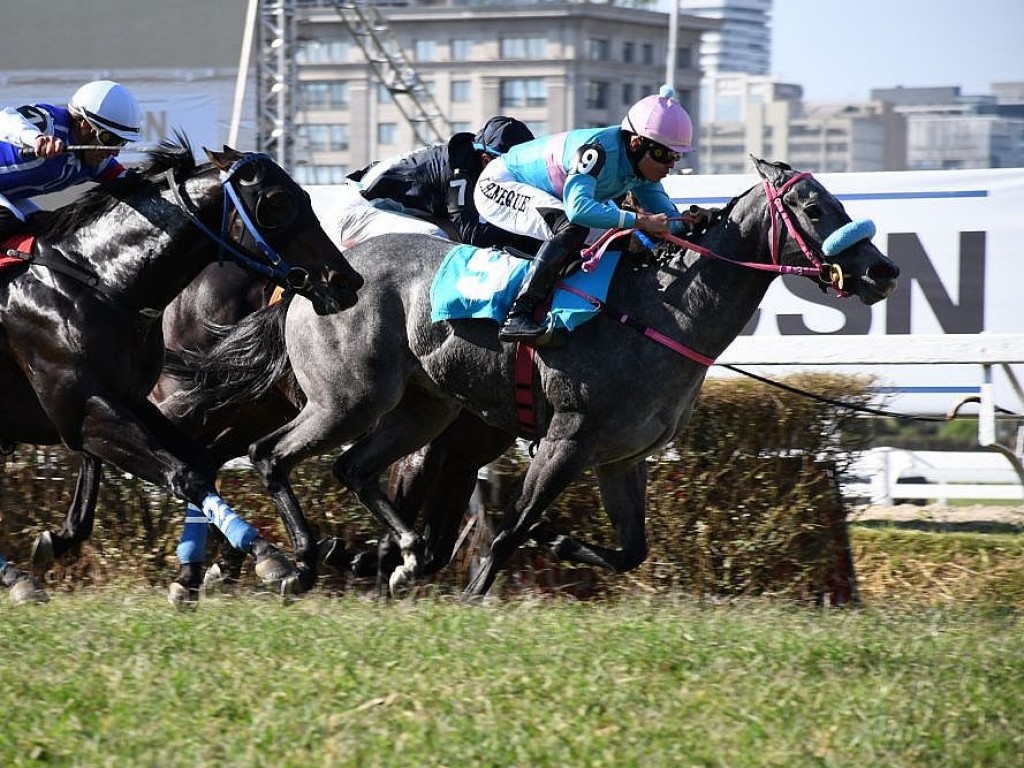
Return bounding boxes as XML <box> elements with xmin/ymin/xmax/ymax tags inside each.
<box><xmin>0</xmin><ymin>555</ymin><xmax>8</xmax><ymax>571</ymax></box>
<box><xmin>200</xmin><ymin>493</ymin><xmax>258</xmax><ymax>553</ymax></box>
<box><xmin>176</xmin><ymin>504</ymin><xmax>210</xmax><ymax>565</ymax></box>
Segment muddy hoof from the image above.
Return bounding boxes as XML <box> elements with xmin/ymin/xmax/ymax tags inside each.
<box><xmin>200</xmin><ymin>563</ymin><xmax>239</xmax><ymax>597</ymax></box>
<box><xmin>388</xmin><ymin>564</ymin><xmax>416</xmax><ymax>599</ymax></box>
<box><xmin>10</xmin><ymin>578</ymin><xmax>49</xmax><ymax>606</ymax></box>
<box><xmin>30</xmin><ymin>530</ymin><xmax>55</xmax><ymax>568</ymax></box>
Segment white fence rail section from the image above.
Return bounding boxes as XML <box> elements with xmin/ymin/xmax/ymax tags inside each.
<box><xmin>714</xmin><ymin>333</ymin><xmax>1024</xmax><ymax>504</ymax></box>
<box><xmin>842</xmin><ymin>448</ymin><xmax>1024</xmax><ymax>505</ymax></box>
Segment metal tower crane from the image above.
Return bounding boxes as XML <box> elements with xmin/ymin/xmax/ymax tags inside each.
<box><xmin>322</xmin><ymin>1</ymin><xmax>453</xmax><ymax>146</ymax></box>
<box><xmin>251</xmin><ymin>0</ymin><xmax>452</xmax><ymax>171</ymax></box>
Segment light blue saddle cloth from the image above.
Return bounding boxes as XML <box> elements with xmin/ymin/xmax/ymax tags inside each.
<box><xmin>430</xmin><ymin>244</ymin><xmax>621</xmax><ymax>332</ymax></box>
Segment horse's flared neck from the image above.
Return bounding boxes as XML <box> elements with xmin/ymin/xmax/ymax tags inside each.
<box><xmin>651</xmin><ymin>187</ymin><xmax>777</xmax><ymax>360</ymax></box>
<box><xmin>75</xmin><ymin>173</ymin><xmax>227</xmax><ymax>315</ymax></box>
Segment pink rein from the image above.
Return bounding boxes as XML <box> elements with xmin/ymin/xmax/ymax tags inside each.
<box><xmin>573</xmin><ymin>171</ymin><xmax>847</xmax><ymax>367</ymax></box>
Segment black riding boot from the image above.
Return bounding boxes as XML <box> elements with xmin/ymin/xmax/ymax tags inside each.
<box><xmin>499</xmin><ymin>238</ymin><xmax>573</xmax><ymax>342</ymax></box>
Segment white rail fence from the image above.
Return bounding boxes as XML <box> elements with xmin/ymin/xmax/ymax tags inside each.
<box><xmin>714</xmin><ymin>333</ymin><xmax>1024</xmax><ymax>505</ymax></box>
<box><xmin>842</xmin><ymin>447</ymin><xmax>1024</xmax><ymax>505</ymax></box>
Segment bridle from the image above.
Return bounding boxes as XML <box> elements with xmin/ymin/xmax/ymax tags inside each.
<box><xmin>166</xmin><ymin>152</ymin><xmax>315</xmax><ymax>293</ymax></box>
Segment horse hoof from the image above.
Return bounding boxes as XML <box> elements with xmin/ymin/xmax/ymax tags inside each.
<box><xmin>30</xmin><ymin>530</ymin><xmax>55</xmax><ymax>568</ymax></box>
<box><xmin>388</xmin><ymin>565</ymin><xmax>415</xmax><ymax>598</ymax></box>
<box><xmin>201</xmin><ymin>563</ymin><xmax>228</xmax><ymax>596</ymax></box>
<box><xmin>254</xmin><ymin>547</ymin><xmax>298</xmax><ymax>586</ymax></box>
<box><xmin>279</xmin><ymin>574</ymin><xmax>303</xmax><ymax>604</ymax></box>
<box><xmin>167</xmin><ymin>581</ymin><xmax>198</xmax><ymax>611</ymax></box>
<box><xmin>10</xmin><ymin>578</ymin><xmax>49</xmax><ymax>606</ymax></box>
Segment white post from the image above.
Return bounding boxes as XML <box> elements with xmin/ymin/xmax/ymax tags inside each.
<box><xmin>875</xmin><ymin>447</ymin><xmax>894</xmax><ymax>506</ymax></box>
<box><xmin>229</xmin><ymin>0</ymin><xmax>260</xmax><ymax>148</ymax></box>
<box><xmin>979</xmin><ymin>363</ymin><xmax>996</xmax><ymax>447</ymax></box>
<box><xmin>665</xmin><ymin>0</ymin><xmax>678</xmax><ymax>90</ymax></box>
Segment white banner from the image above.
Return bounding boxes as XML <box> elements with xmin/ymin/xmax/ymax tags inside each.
<box><xmin>664</xmin><ymin>168</ymin><xmax>1024</xmax><ymax>414</ymax></box>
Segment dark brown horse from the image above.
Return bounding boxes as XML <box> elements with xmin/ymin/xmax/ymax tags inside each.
<box><xmin>0</xmin><ymin>139</ymin><xmax>362</xmax><ymax>604</ymax></box>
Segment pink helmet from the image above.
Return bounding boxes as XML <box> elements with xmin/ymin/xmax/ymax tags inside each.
<box><xmin>621</xmin><ymin>84</ymin><xmax>693</xmax><ymax>153</ymax></box>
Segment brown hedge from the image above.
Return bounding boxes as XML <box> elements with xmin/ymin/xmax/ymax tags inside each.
<box><xmin>0</xmin><ymin>372</ymin><xmax>874</xmax><ymax>600</ymax></box>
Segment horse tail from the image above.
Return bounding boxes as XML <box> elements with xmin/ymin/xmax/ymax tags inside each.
<box><xmin>175</xmin><ymin>297</ymin><xmax>295</xmax><ymax>420</ymax></box>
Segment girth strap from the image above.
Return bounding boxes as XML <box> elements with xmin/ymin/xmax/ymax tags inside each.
<box><xmin>4</xmin><ymin>237</ymin><xmax>100</xmax><ymax>288</ymax></box>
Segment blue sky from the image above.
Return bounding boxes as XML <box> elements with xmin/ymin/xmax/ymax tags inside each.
<box><xmin>770</xmin><ymin>0</ymin><xmax>1024</xmax><ymax>101</ymax></box>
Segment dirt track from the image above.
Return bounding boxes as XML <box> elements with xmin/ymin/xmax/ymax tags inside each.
<box><xmin>849</xmin><ymin>503</ymin><xmax>1024</xmax><ymax>526</ymax></box>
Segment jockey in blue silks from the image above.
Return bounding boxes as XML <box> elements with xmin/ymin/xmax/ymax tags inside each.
<box><xmin>0</xmin><ymin>79</ymin><xmax>140</xmax><ymax>241</ymax></box>
<box><xmin>474</xmin><ymin>84</ymin><xmax>707</xmax><ymax>343</ymax></box>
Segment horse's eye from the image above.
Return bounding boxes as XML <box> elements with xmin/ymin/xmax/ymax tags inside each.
<box><xmin>237</xmin><ymin>163</ymin><xmax>265</xmax><ymax>187</ymax></box>
<box><xmin>803</xmin><ymin>202</ymin><xmax>823</xmax><ymax>220</ymax></box>
<box><xmin>255</xmin><ymin>188</ymin><xmax>298</xmax><ymax>229</ymax></box>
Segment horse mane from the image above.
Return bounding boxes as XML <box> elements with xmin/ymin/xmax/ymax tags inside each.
<box><xmin>27</xmin><ymin>131</ymin><xmax>203</xmax><ymax>240</ymax></box>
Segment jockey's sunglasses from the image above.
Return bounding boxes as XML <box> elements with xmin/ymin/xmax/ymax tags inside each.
<box><xmin>644</xmin><ymin>140</ymin><xmax>681</xmax><ymax>166</ymax></box>
<box><xmin>82</xmin><ymin>117</ymin><xmax>128</xmax><ymax>148</ymax></box>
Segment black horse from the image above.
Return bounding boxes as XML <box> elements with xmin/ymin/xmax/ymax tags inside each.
<box><xmin>175</xmin><ymin>158</ymin><xmax>899</xmax><ymax>599</ymax></box>
<box><xmin>30</xmin><ymin>260</ymin><xmax>302</xmax><ymax>603</ymax></box>
<box><xmin>31</xmin><ymin>204</ymin><xmax>449</xmax><ymax>604</ymax></box>
<box><xmin>0</xmin><ymin>138</ymin><xmax>362</xmax><ymax>604</ymax></box>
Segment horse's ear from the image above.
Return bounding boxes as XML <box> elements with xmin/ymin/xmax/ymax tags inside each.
<box><xmin>205</xmin><ymin>146</ymin><xmax>242</xmax><ymax>171</ymax></box>
<box><xmin>750</xmin><ymin>155</ymin><xmax>790</xmax><ymax>184</ymax></box>
<box><xmin>750</xmin><ymin>154</ymin><xmax>770</xmax><ymax>181</ymax></box>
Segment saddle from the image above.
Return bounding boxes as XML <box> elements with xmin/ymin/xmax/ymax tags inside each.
<box><xmin>429</xmin><ymin>243</ymin><xmax>622</xmax><ymax>334</ymax></box>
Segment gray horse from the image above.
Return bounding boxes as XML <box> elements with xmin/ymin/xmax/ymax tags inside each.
<box><xmin>180</xmin><ymin>158</ymin><xmax>899</xmax><ymax>598</ymax></box>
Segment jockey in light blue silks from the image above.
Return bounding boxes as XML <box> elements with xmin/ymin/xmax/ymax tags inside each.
<box><xmin>474</xmin><ymin>85</ymin><xmax>707</xmax><ymax>343</ymax></box>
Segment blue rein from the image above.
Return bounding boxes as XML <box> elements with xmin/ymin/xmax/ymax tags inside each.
<box><xmin>166</xmin><ymin>153</ymin><xmax>310</xmax><ymax>291</ymax></box>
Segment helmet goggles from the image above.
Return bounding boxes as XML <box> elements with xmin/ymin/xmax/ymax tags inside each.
<box><xmin>80</xmin><ymin>112</ymin><xmax>130</xmax><ymax>148</ymax></box>
<box><xmin>642</xmin><ymin>138</ymin><xmax>681</xmax><ymax>166</ymax></box>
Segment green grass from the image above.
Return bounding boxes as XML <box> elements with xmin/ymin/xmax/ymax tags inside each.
<box><xmin>2</xmin><ymin>593</ymin><xmax>1021</xmax><ymax>768</ymax></box>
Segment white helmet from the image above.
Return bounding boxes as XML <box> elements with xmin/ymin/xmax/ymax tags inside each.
<box><xmin>621</xmin><ymin>84</ymin><xmax>693</xmax><ymax>153</ymax></box>
<box><xmin>69</xmin><ymin>80</ymin><xmax>142</xmax><ymax>144</ymax></box>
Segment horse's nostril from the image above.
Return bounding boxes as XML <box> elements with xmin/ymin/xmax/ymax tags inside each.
<box><xmin>869</xmin><ymin>262</ymin><xmax>900</xmax><ymax>280</ymax></box>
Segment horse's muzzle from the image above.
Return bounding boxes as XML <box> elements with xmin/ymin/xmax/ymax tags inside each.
<box><xmin>853</xmin><ymin>259</ymin><xmax>900</xmax><ymax>305</ymax></box>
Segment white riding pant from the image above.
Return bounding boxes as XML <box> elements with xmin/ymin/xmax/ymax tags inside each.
<box><xmin>474</xmin><ymin>158</ymin><xmax>601</xmax><ymax>245</ymax></box>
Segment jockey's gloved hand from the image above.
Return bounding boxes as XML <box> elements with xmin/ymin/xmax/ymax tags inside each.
<box><xmin>681</xmin><ymin>205</ymin><xmax>717</xmax><ymax>236</ymax></box>
<box><xmin>31</xmin><ymin>134</ymin><xmax>66</xmax><ymax>159</ymax></box>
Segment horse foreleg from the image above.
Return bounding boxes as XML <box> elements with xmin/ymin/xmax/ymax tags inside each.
<box><xmin>531</xmin><ymin>459</ymin><xmax>649</xmax><ymax>572</ymax></box>
<box><xmin>31</xmin><ymin>452</ymin><xmax>103</xmax><ymax>569</ymax></box>
<box><xmin>249</xmin><ymin>400</ymin><xmax>358</xmax><ymax>593</ymax></box>
<box><xmin>74</xmin><ymin>396</ymin><xmax>297</xmax><ymax>598</ymax></box>
<box><xmin>464</xmin><ymin>426</ymin><xmax>592</xmax><ymax>599</ymax></box>
<box><xmin>413</xmin><ymin>415</ymin><xmax>514</xmax><ymax>575</ymax></box>
<box><xmin>203</xmin><ymin>397</ymin><xmax>304</xmax><ymax>589</ymax></box>
<box><xmin>331</xmin><ymin>391</ymin><xmax>460</xmax><ymax>595</ymax></box>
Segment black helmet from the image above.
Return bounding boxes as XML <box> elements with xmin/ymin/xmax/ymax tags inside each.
<box><xmin>473</xmin><ymin>116</ymin><xmax>534</xmax><ymax>156</ymax></box>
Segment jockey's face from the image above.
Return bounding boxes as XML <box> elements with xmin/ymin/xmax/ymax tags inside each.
<box><xmin>73</xmin><ymin>117</ymin><xmax>123</xmax><ymax>168</ymax></box>
<box><xmin>631</xmin><ymin>135</ymin><xmax>678</xmax><ymax>183</ymax></box>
